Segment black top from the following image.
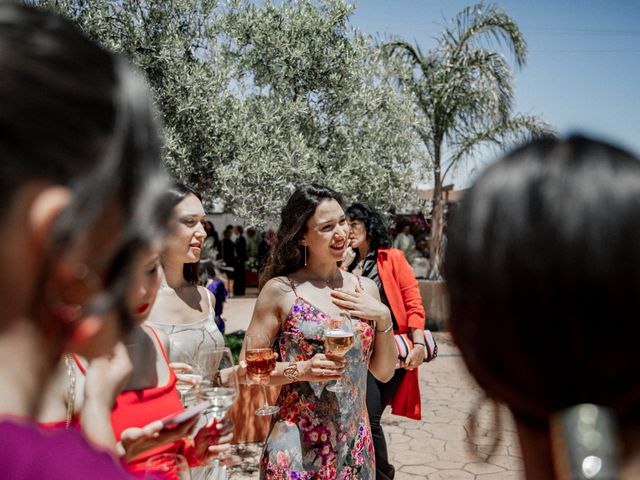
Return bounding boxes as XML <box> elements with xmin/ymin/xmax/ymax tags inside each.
<box><xmin>235</xmin><ymin>235</ymin><xmax>247</xmax><ymax>263</ymax></box>
<box><xmin>361</xmin><ymin>250</ymin><xmax>398</xmax><ymax>331</ymax></box>
<box><xmin>222</xmin><ymin>238</ymin><xmax>236</xmax><ymax>266</ymax></box>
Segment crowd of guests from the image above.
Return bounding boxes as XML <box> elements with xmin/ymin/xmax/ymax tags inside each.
<box><xmin>2</xmin><ymin>2</ymin><xmax>640</xmax><ymax>480</ymax></box>
<box><xmin>200</xmin><ymin>220</ymin><xmax>276</xmax><ymax>298</ymax></box>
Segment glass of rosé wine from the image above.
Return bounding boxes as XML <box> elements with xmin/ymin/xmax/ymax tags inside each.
<box><xmin>324</xmin><ymin>311</ymin><xmax>354</xmax><ymax>393</ymax></box>
<box><xmin>244</xmin><ymin>333</ymin><xmax>280</xmax><ymax>416</ymax></box>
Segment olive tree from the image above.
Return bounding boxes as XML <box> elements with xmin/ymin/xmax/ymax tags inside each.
<box><xmin>35</xmin><ymin>0</ymin><xmax>424</xmax><ymax>225</ymax></box>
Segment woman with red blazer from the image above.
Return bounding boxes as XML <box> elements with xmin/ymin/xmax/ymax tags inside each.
<box><xmin>344</xmin><ymin>203</ymin><xmax>427</xmax><ymax>480</ymax></box>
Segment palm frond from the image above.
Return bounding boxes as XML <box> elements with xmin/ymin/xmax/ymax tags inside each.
<box><xmin>383</xmin><ymin>40</ymin><xmax>437</xmax><ymax>80</ymax></box>
<box><xmin>443</xmin><ymin>115</ymin><xmax>555</xmax><ymax>179</ymax></box>
<box><xmin>444</xmin><ymin>3</ymin><xmax>526</xmax><ymax>69</ymax></box>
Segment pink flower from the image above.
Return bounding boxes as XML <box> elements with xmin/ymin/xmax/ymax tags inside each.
<box><xmin>297</xmin><ymin>414</ymin><xmax>314</xmax><ymax>431</ymax></box>
<box><xmin>337</xmin><ymin>467</ymin><xmax>353</xmax><ymax>480</ymax></box>
<box><xmin>276</xmin><ymin>451</ymin><xmax>290</xmax><ymax>469</ymax></box>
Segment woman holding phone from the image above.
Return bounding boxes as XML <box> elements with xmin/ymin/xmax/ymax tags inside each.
<box><xmin>40</xmin><ymin>245</ymin><xmax>234</xmax><ymax>477</ymax></box>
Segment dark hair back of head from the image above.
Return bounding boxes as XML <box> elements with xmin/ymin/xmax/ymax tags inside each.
<box><xmin>260</xmin><ymin>184</ymin><xmax>343</xmax><ymax>288</ymax></box>
<box><xmin>167</xmin><ymin>182</ymin><xmax>202</xmax><ymax>284</ymax></box>
<box><xmin>0</xmin><ymin>3</ymin><xmax>168</xmax><ymax>331</ymax></box>
<box><xmin>445</xmin><ymin>134</ymin><xmax>640</xmax><ymax>422</ymax></box>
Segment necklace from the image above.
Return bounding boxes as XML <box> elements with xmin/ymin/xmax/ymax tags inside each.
<box><xmin>307</xmin><ymin>269</ymin><xmax>342</xmax><ymax>289</ymax></box>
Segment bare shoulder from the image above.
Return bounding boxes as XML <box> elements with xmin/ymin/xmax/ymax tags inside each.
<box><xmin>146</xmin><ymin>325</ymin><xmax>170</xmax><ymax>355</ymax></box>
<box><xmin>258</xmin><ymin>276</ymin><xmax>294</xmax><ymax>304</ymax></box>
<box><xmin>247</xmin><ymin>277</ymin><xmax>294</xmax><ymax>334</ymax></box>
<box><xmin>358</xmin><ymin>275</ymin><xmax>378</xmax><ymax>293</ymax></box>
<box><xmin>353</xmin><ymin>272</ymin><xmax>382</xmax><ymax>300</ymax></box>
<box><xmin>342</xmin><ymin>270</ymin><xmax>378</xmax><ymax>295</ymax></box>
<box><xmin>197</xmin><ymin>285</ymin><xmax>216</xmax><ymax>307</ymax></box>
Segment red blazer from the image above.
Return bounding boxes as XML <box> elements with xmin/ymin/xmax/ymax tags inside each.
<box><xmin>377</xmin><ymin>248</ymin><xmax>426</xmax><ymax>333</ymax></box>
<box><xmin>377</xmin><ymin>248</ymin><xmax>426</xmax><ymax>420</ymax></box>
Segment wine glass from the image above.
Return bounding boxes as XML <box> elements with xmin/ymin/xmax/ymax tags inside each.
<box><xmin>169</xmin><ymin>335</ymin><xmax>201</xmax><ymax>402</ymax></box>
<box><xmin>191</xmin><ymin>346</ymin><xmax>239</xmax><ymax>419</ymax></box>
<box><xmin>183</xmin><ymin>346</ymin><xmax>238</xmax><ymax>467</ymax></box>
<box><xmin>324</xmin><ymin>311</ymin><xmax>354</xmax><ymax>393</ymax></box>
<box><xmin>145</xmin><ymin>453</ymin><xmax>191</xmax><ymax>480</ymax></box>
<box><xmin>244</xmin><ymin>333</ymin><xmax>280</xmax><ymax>416</ymax></box>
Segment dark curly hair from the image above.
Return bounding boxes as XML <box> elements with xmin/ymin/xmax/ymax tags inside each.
<box><xmin>260</xmin><ymin>184</ymin><xmax>343</xmax><ymax>289</ymax></box>
<box><xmin>345</xmin><ymin>203</ymin><xmax>391</xmax><ymax>271</ymax></box>
<box><xmin>166</xmin><ymin>182</ymin><xmax>203</xmax><ymax>285</ymax></box>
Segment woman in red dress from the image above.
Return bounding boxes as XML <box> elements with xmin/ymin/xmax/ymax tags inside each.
<box><xmin>40</xmin><ymin>246</ymin><xmax>233</xmax><ymax>478</ymax></box>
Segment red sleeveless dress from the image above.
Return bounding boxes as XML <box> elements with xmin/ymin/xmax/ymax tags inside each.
<box><xmin>74</xmin><ymin>326</ymin><xmax>196</xmax><ymax>478</ymax></box>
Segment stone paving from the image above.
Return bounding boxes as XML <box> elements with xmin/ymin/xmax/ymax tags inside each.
<box><xmin>223</xmin><ymin>293</ymin><xmax>525</xmax><ymax>480</ymax></box>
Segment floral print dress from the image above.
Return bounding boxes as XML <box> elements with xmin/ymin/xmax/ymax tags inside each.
<box><xmin>260</xmin><ymin>278</ymin><xmax>376</xmax><ymax>480</ymax></box>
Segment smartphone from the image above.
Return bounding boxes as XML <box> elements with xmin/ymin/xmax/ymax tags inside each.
<box><xmin>160</xmin><ymin>400</ymin><xmax>211</xmax><ymax>430</ymax></box>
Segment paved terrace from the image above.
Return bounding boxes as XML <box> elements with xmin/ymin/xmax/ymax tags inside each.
<box><xmin>223</xmin><ymin>291</ymin><xmax>524</xmax><ymax>480</ymax></box>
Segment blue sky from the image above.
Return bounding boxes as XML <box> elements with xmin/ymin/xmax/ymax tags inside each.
<box><xmin>349</xmin><ymin>0</ymin><xmax>640</xmax><ymax>187</ymax></box>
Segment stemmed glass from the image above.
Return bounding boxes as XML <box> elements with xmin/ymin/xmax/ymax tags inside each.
<box><xmin>244</xmin><ymin>333</ymin><xmax>280</xmax><ymax>416</ymax></box>
<box><xmin>184</xmin><ymin>346</ymin><xmax>239</xmax><ymax>466</ymax></box>
<box><xmin>188</xmin><ymin>347</ymin><xmax>239</xmax><ymax>417</ymax></box>
<box><xmin>168</xmin><ymin>336</ymin><xmax>201</xmax><ymax>402</ymax></box>
<box><xmin>324</xmin><ymin>311</ymin><xmax>354</xmax><ymax>393</ymax></box>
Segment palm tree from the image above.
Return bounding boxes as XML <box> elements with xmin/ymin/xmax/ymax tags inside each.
<box><xmin>385</xmin><ymin>3</ymin><xmax>553</xmax><ymax>279</ymax></box>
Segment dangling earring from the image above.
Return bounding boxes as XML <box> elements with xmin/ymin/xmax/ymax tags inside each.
<box><xmin>304</xmin><ymin>245</ymin><xmax>308</xmax><ymax>266</ymax></box>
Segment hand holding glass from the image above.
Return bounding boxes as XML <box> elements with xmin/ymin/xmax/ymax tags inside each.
<box><xmin>184</xmin><ymin>347</ymin><xmax>238</xmax><ymax>466</ymax></box>
<box><xmin>185</xmin><ymin>347</ymin><xmax>238</xmax><ymax>419</ymax></box>
<box><xmin>169</xmin><ymin>336</ymin><xmax>200</xmax><ymax>401</ymax></box>
<box><xmin>324</xmin><ymin>311</ymin><xmax>354</xmax><ymax>393</ymax></box>
<box><xmin>145</xmin><ymin>453</ymin><xmax>191</xmax><ymax>480</ymax></box>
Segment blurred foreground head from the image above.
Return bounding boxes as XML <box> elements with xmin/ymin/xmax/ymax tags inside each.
<box><xmin>446</xmin><ymin>135</ymin><xmax>640</xmax><ymax>477</ymax></box>
<box><xmin>0</xmin><ymin>2</ymin><xmax>169</xmax><ymax>360</ymax></box>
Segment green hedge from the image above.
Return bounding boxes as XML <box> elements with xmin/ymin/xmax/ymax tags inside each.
<box><xmin>224</xmin><ymin>331</ymin><xmax>245</xmax><ymax>363</ymax></box>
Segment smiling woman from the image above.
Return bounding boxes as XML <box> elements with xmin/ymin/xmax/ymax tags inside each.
<box><xmin>242</xmin><ymin>184</ymin><xmax>397</xmax><ymax>479</ymax></box>
<box><xmin>146</xmin><ymin>183</ymin><xmax>225</xmax><ymax>368</ymax></box>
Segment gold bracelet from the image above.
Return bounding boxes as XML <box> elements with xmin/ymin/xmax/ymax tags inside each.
<box><xmin>283</xmin><ymin>361</ymin><xmax>299</xmax><ymax>383</ymax></box>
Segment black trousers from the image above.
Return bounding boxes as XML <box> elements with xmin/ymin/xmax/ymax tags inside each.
<box><xmin>233</xmin><ymin>262</ymin><xmax>245</xmax><ymax>295</ymax></box>
<box><xmin>366</xmin><ymin>369</ymin><xmax>406</xmax><ymax>480</ymax></box>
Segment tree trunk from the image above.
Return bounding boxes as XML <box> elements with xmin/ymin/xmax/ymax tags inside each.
<box><xmin>428</xmin><ymin>140</ymin><xmax>444</xmax><ymax>280</ymax></box>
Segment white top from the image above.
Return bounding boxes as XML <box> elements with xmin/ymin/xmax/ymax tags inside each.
<box><xmin>147</xmin><ymin>292</ymin><xmax>224</xmax><ymax>364</ymax></box>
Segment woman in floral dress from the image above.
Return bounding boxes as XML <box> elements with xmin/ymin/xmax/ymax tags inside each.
<box><xmin>242</xmin><ymin>184</ymin><xmax>397</xmax><ymax>479</ymax></box>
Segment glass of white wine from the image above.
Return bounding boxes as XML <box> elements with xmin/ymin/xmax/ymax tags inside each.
<box><xmin>324</xmin><ymin>311</ymin><xmax>355</xmax><ymax>393</ymax></box>
<box><xmin>169</xmin><ymin>336</ymin><xmax>201</xmax><ymax>403</ymax></box>
<box><xmin>185</xmin><ymin>346</ymin><xmax>238</xmax><ymax>466</ymax></box>
<box><xmin>187</xmin><ymin>346</ymin><xmax>238</xmax><ymax>418</ymax></box>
